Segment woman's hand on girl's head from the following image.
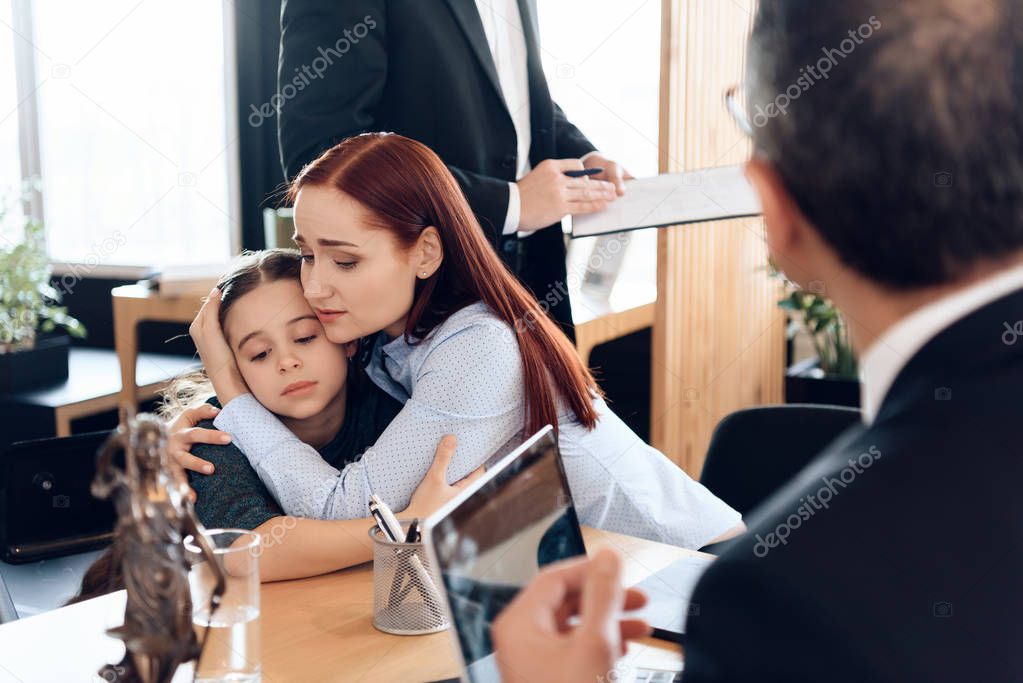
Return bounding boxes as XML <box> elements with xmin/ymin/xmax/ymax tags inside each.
<box><xmin>401</xmin><ymin>435</ymin><xmax>486</xmax><ymax>519</ymax></box>
<box><xmin>189</xmin><ymin>288</ymin><xmax>249</xmax><ymax>405</ymax></box>
<box><xmin>166</xmin><ymin>403</ymin><xmax>231</xmax><ymax>475</ymax></box>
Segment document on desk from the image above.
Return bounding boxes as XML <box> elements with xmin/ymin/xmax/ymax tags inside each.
<box><xmin>570</xmin><ymin>163</ymin><xmax>761</xmax><ymax>238</ymax></box>
<box><xmin>630</xmin><ymin>553</ymin><xmax>715</xmax><ymax>641</ymax></box>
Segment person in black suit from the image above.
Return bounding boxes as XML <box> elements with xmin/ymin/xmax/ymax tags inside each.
<box><xmin>276</xmin><ymin>0</ymin><xmax>631</xmax><ymax>336</ymax></box>
<box><xmin>490</xmin><ymin>1</ymin><xmax>1023</xmax><ymax>681</ymax></box>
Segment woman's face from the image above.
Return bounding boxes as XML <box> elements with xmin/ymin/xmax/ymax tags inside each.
<box><xmin>222</xmin><ymin>278</ymin><xmax>348</xmax><ymax>419</ymax></box>
<box><xmin>293</xmin><ymin>185</ymin><xmax>435</xmax><ymax>343</ymax></box>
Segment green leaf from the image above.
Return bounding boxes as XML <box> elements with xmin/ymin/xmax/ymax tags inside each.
<box><xmin>0</xmin><ymin>183</ymin><xmax>86</xmax><ymax>345</ymax></box>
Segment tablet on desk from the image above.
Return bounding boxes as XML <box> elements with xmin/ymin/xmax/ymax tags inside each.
<box><xmin>423</xmin><ymin>426</ymin><xmax>586</xmax><ymax>683</ymax></box>
<box><xmin>423</xmin><ymin>427</ymin><xmax>686</xmax><ymax>683</ymax></box>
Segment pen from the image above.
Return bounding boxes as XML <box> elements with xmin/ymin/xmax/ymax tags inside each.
<box><xmin>405</xmin><ymin>518</ymin><xmax>421</xmax><ymax>544</ymax></box>
<box><xmin>369</xmin><ymin>494</ymin><xmax>404</xmax><ymax>542</ymax></box>
<box><xmin>369</xmin><ymin>495</ymin><xmax>445</xmax><ymax>616</ymax></box>
<box><xmin>369</xmin><ymin>501</ymin><xmax>399</xmax><ymax>542</ymax></box>
<box><xmin>563</xmin><ymin>167</ymin><xmax>603</xmax><ymax>178</ymax></box>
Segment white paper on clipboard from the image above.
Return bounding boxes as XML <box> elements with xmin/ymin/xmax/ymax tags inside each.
<box><xmin>570</xmin><ymin>163</ymin><xmax>762</xmax><ymax>238</ymax></box>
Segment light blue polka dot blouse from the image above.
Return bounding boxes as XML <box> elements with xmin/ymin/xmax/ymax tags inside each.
<box><xmin>214</xmin><ymin>302</ymin><xmax>741</xmax><ymax>549</ymax></box>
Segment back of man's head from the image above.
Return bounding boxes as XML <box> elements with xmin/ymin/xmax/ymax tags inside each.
<box><xmin>749</xmin><ymin>0</ymin><xmax>1023</xmax><ymax>290</ymax></box>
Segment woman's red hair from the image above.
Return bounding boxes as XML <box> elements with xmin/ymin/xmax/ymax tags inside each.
<box><xmin>287</xmin><ymin>132</ymin><xmax>600</xmax><ymax>432</ymax></box>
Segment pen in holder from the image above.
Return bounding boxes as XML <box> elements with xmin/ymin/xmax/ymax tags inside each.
<box><xmin>369</xmin><ymin>522</ymin><xmax>449</xmax><ymax>635</ymax></box>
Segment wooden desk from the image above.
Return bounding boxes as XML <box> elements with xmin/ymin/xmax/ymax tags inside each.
<box><xmin>575</xmin><ymin>302</ymin><xmax>655</xmax><ymax>367</ymax></box>
<box><xmin>111</xmin><ymin>285</ymin><xmax>203</xmax><ymax>412</ymax></box>
<box><xmin>0</xmin><ymin>349</ymin><xmax>199</xmax><ymax>440</ymax></box>
<box><xmin>0</xmin><ymin>527</ymin><xmax>699</xmax><ymax>682</ymax></box>
<box><xmin>572</xmin><ymin>290</ymin><xmax>656</xmax><ymax>367</ymax></box>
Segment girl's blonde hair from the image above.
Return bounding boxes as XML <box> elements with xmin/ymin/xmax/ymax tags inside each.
<box><xmin>158</xmin><ymin>249</ymin><xmax>303</xmax><ymax>422</ymax></box>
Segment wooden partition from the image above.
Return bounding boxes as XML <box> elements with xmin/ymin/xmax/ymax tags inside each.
<box><xmin>651</xmin><ymin>0</ymin><xmax>785</xmax><ymax>477</ymax></box>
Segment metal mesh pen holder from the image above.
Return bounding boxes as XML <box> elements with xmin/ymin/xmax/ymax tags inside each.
<box><xmin>369</xmin><ymin>524</ymin><xmax>449</xmax><ymax>635</ymax></box>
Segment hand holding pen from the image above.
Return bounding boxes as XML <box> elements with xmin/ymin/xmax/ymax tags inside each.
<box><xmin>516</xmin><ymin>159</ymin><xmax>620</xmax><ymax>233</ymax></box>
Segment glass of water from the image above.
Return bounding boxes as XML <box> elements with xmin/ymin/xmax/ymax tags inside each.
<box><xmin>185</xmin><ymin>529</ymin><xmax>261</xmax><ymax>683</ymax></box>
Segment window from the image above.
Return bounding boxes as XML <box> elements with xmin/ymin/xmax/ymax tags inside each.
<box><xmin>2</xmin><ymin>0</ymin><xmax>237</xmax><ymax>268</ymax></box>
<box><xmin>0</xmin><ymin>1</ymin><xmax>20</xmax><ymax>196</ymax></box>
<box><xmin>537</xmin><ymin>0</ymin><xmax>660</xmax><ymax>313</ymax></box>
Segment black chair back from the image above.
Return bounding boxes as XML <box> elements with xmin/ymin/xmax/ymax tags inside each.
<box><xmin>700</xmin><ymin>404</ymin><xmax>862</xmax><ymax>517</ymax></box>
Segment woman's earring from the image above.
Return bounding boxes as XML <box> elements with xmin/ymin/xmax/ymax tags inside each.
<box><xmin>421</xmin><ymin>271</ymin><xmax>428</xmax><ymax>278</ymax></box>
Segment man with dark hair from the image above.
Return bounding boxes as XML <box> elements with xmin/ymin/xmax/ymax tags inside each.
<box><xmin>491</xmin><ymin>1</ymin><xmax>1023</xmax><ymax>681</ymax></box>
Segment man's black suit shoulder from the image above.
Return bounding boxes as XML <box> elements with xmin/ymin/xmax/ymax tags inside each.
<box><xmin>682</xmin><ymin>290</ymin><xmax>1023</xmax><ymax>683</ymax></box>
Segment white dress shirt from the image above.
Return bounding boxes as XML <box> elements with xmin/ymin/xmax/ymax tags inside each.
<box><xmin>474</xmin><ymin>0</ymin><xmax>531</xmax><ymax>235</ymax></box>
<box><xmin>473</xmin><ymin>0</ymin><xmax>600</xmax><ymax>235</ymax></box>
<box><xmin>859</xmin><ymin>263</ymin><xmax>1023</xmax><ymax>424</ymax></box>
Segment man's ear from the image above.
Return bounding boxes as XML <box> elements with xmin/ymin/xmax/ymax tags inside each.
<box><xmin>414</xmin><ymin>226</ymin><xmax>444</xmax><ymax>277</ymax></box>
<box><xmin>745</xmin><ymin>158</ymin><xmax>814</xmax><ymax>281</ymax></box>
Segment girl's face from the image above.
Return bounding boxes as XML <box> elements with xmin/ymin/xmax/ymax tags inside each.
<box><xmin>222</xmin><ymin>278</ymin><xmax>348</xmax><ymax>419</ymax></box>
<box><xmin>293</xmin><ymin>185</ymin><xmax>441</xmax><ymax>343</ymax></box>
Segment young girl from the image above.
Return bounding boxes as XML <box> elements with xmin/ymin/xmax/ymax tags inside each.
<box><xmin>187</xmin><ymin>133</ymin><xmax>743</xmax><ymax>549</ymax></box>
<box><xmin>156</xmin><ymin>249</ymin><xmax>477</xmax><ymax>582</ymax></box>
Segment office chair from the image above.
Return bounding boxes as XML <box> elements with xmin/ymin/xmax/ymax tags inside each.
<box><xmin>0</xmin><ymin>572</ymin><xmax>17</xmax><ymax>623</ymax></box>
<box><xmin>700</xmin><ymin>404</ymin><xmax>862</xmax><ymax>518</ymax></box>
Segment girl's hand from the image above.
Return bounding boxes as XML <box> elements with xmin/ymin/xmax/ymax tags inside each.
<box><xmin>189</xmin><ymin>288</ymin><xmax>248</xmax><ymax>405</ymax></box>
<box><xmin>167</xmin><ymin>403</ymin><xmax>231</xmax><ymax>475</ymax></box>
<box><xmin>402</xmin><ymin>435</ymin><xmax>485</xmax><ymax>519</ymax></box>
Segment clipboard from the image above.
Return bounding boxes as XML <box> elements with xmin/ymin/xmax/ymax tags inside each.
<box><xmin>570</xmin><ymin>163</ymin><xmax>762</xmax><ymax>238</ymax></box>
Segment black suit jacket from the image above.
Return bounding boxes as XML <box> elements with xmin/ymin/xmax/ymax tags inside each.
<box><xmin>277</xmin><ymin>0</ymin><xmax>596</xmax><ymax>332</ymax></box>
<box><xmin>682</xmin><ymin>288</ymin><xmax>1023</xmax><ymax>682</ymax></box>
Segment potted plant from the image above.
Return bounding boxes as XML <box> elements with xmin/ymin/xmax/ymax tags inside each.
<box><xmin>1</xmin><ymin>190</ymin><xmax>86</xmax><ymax>392</ymax></box>
<box><xmin>774</xmin><ymin>271</ymin><xmax>860</xmax><ymax>407</ymax></box>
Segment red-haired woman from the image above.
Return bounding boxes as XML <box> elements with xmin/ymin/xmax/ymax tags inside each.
<box><xmin>186</xmin><ymin>133</ymin><xmax>743</xmax><ymax>548</ymax></box>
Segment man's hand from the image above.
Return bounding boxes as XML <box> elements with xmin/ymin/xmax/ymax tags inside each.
<box><xmin>167</xmin><ymin>403</ymin><xmax>230</xmax><ymax>474</ymax></box>
<box><xmin>492</xmin><ymin>550</ymin><xmax>651</xmax><ymax>683</ymax></box>
<box><xmin>189</xmin><ymin>288</ymin><xmax>248</xmax><ymax>404</ymax></box>
<box><xmin>583</xmin><ymin>153</ymin><xmax>634</xmax><ymax>196</ymax></box>
<box><xmin>517</xmin><ymin>158</ymin><xmax>618</xmax><ymax>233</ymax></box>
<box><xmin>402</xmin><ymin>435</ymin><xmax>485</xmax><ymax>519</ymax></box>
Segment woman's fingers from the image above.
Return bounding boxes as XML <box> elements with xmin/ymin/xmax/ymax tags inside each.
<box><xmin>456</xmin><ymin>465</ymin><xmax>486</xmax><ymax>490</ymax></box>
<box><xmin>172</xmin><ymin>451</ymin><xmax>216</xmax><ymax>475</ymax></box>
<box><xmin>168</xmin><ymin>403</ymin><xmax>220</xmax><ymax>434</ymax></box>
<box><xmin>189</xmin><ymin>290</ymin><xmax>213</xmax><ymax>343</ymax></box>
<box><xmin>167</xmin><ymin>426</ymin><xmax>228</xmax><ymax>474</ymax></box>
<box><xmin>180</xmin><ymin>425</ymin><xmax>231</xmax><ymax>446</ymax></box>
<box><xmin>428</xmin><ymin>434</ymin><xmax>458</xmax><ymax>480</ymax></box>
<box><xmin>427</xmin><ymin>434</ymin><xmax>484</xmax><ymax>491</ymax></box>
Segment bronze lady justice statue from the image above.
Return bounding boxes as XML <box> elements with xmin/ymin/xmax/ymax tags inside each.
<box><xmin>92</xmin><ymin>413</ymin><xmax>226</xmax><ymax>683</ymax></box>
